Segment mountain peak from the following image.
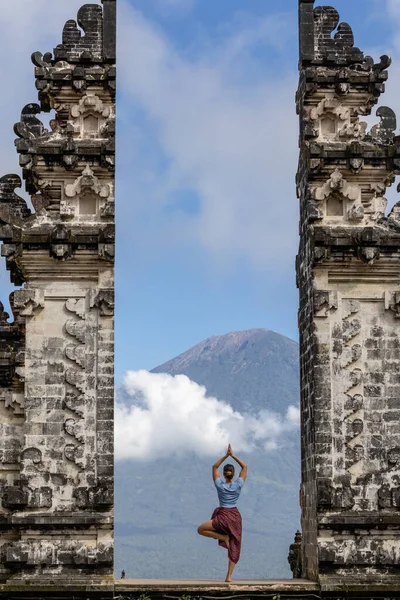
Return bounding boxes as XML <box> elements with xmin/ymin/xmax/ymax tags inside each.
<box><xmin>152</xmin><ymin>328</ymin><xmax>299</xmax><ymax>414</ymax></box>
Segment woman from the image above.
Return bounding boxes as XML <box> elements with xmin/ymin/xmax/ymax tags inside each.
<box><xmin>197</xmin><ymin>443</ymin><xmax>247</xmax><ymax>582</ymax></box>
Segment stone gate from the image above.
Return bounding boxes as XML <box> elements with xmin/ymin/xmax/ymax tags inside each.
<box><xmin>0</xmin><ymin>0</ymin><xmax>115</xmax><ymax>584</ymax></box>
<box><xmin>3</xmin><ymin>0</ymin><xmax>400</xmax><ymax>595</ymax></box>
<box><xmin>298</xmin><ymin>0</ymin><xmax>400</xmax><ymax>590</ymax></box>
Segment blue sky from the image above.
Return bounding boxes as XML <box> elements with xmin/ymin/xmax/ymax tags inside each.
<box><xmin>115</xmin><ymin>0</ymin><xmax>299</xmax><ymax>378</ymax></box>
<box><xmin>0</xmin><ymin>0</ymin><xmax>400</xmax><ymax>383</ymax></box>
<box><xmin>114</xmin><ymin>0</ymin><xmax>400</xmax><ymax>380</ymax></box>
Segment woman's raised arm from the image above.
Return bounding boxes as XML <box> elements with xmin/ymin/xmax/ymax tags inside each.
<box><xmin>231</xmin><ymin>449</ymin><xmax>247</xmax><ymax>481</ymax></box>
<box><xmin>212</xmin><ymin>445</ymin><xmax>231</xmax><ymax>481</ymax></box>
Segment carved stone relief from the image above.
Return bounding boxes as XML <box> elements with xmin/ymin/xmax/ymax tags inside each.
<box><xmin>313</xmin><ymin>169</ymin><xmax>392</xmax><ymax>225</ymax></box>
<box><xmin>61</xmin><ymin>165</ymin><xmax>113</xmax><ymax>220</ymax></box>
<box><xmin>310</xmin><ymin>96</ymin><xmax>368</xmax><ymax>142</ymax></box>
<box><xmin>68</xmin><ymin>93</ymin><xmax>112</xmax><ymax>139</ymax></box>
<box><xmin>314</xmin><ymin>169</ymin><xmax>364</xmax><ymax>222</ymax></box>
<box><xmin>314</xmin><ymin>293</ymin><xmax>400</xmax><ymax>512</ymax></box>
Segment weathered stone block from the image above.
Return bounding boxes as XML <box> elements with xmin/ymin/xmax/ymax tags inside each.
<box><xmin>5</xmin><ymin>544</ymin><xmax>28</xmax><ymax>565</ymax></box>
<box><xmin>2</xmin><ymin>486</ymin><xmax>28</xmax><ymax>509</ymax></box>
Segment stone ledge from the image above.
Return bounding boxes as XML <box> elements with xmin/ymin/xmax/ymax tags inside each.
<box><xmin>318</xmin><ymin>512</ymin><xmax>400</xmax><ymax>528</ymax></box>
<box><xmin>0</xmin><ymin>579</ymin><xmax>320</xmax><ymax>600</ymax></box>
<box><xmin>0</xmin><ymin>512</ymin><xmax>113</xmax><ymax>529</ymax></box>
<box><xmin>0</xmin><ymin>581</ymin><xmax>114</xmax><ymax>599</ymax></box>
<box><xmin>320</xmin><ymin>574</ymin><xmax>400</xmax><ymax>593</ymax></box>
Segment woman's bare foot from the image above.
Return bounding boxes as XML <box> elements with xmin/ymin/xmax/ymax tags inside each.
<box><xmin>225</xmin><ymin>576</ymin><xmax>232</xmax><ymax>583</ymax></box>
<box><xmin>223</xmin><ymin>535</ymin><xmax>230</xmax><ymax>548</ymax></box>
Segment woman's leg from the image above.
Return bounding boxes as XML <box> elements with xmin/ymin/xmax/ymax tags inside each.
<box><xmin>225</xmin><ymin>559</ymin><xmax>236</xmax><ymax>582</ymax></box>
<box><xmin>197</xmin><ymin>520</ymin><xmax>229</xmax><ymax>546</ymax></box>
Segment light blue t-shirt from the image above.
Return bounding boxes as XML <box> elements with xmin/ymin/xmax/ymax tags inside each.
<box><xmin>214</xmin><ymin>477</ymin><xmax>244</xmax><ymax>508</ymax></box>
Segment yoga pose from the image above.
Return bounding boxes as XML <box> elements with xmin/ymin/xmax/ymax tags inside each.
<box><xmin>197</xmin><ymin>443</ymin><xmax>247</xmax><ymax>582</ymax></box>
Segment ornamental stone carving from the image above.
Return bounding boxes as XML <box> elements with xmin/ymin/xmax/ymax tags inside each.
<box><xmin>65</xmin><ymin>165</ymin><xmax>111</xmax><ymax>199</ymax></box>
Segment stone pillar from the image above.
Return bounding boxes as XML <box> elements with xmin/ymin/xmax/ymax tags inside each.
<box><xmin>0</xmin><ymin>1</ymin><xmax>115</xmax><ymax>583</ymax></box>
<box><xmin>297</xmin><ymin>0</ymin><xmax>400</xmax><ymax>589</ymax></box>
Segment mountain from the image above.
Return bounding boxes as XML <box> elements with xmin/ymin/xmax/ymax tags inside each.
<box><xmin>152</xmin><ymin>329</ymin><xmax>299</xmax><ymax>414</ymax></box>
<box><xmin>115</xmin><ymin>329</ymin><xmax>301</xmax><ymax>580</ymax></box>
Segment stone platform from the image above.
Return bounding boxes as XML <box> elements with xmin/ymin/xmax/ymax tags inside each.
<box><xmin>116</xmin><ymin>578</ymin><xmax>319</xmax><ymax>596</ymax></box>
<box><xmin>2</xmin><ymin>578</ymin><xmax>400</xmax><ymax>599</ymax></box>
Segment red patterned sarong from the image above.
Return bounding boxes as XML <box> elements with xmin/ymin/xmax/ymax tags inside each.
<box><xmin>211</xmin><ymin>507</ymin><xmax>242</xmax><ymax>564</ymax></box>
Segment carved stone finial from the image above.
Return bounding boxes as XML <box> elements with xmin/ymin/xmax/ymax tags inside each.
<box><xmin>0</xmin><ymin>174</ymin><xmax>31</xmax><ymax>224</ymax></box>
<box><xmin>31</xmin><ymin>51</ymin><xmax>53</xmax><ymax>68</ymax></box>
<box><xmin>313</xmin><ymin>6</ymin><xmax>363</xmax><ymax>64</ymax></box>
<box><xmin>374</xmin><ymin>55</ymin><xmax>392</xmax><ymax>73</ymax></box>
<box><xmin>54</xmin><ymin>5</ymin><xmax>103</xmax><ymax>63</ymax></box>
<box><xmin>14</xmin><ymin>104</ymin><xmax>47</xmax><ymax>140</ymax></box>
<box><xmin>369</xmin><ymin>106</ymin><xmax>397</xmax><ymax>143</ymax></box>
<box><xmin>300</xmin><ymin>3</ymin><xmax>386</xmax><ymax>68</ymax></box>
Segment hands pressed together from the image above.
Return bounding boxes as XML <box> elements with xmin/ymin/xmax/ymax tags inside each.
<box><xmin>223</xmin><ymin>443</ymin><xmax>240</xmax><ymax>462</ymax></box>
<box><xmin>212</xmin><ymin>443</ymin><xmax>247</xmax><ymax>481</ymax></box>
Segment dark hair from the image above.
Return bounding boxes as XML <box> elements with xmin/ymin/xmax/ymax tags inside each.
<box><xmin>224</xmin><ymin>463</ymin><xmax>235</xmax><ymax>472</ymax></box>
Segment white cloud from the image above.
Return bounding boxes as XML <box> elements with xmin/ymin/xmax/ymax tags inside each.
<box><xmin>118</xmin><ymin>4</ymin><xmax>299</xmax><ymax>269</ymax></box>
<box><xmin>115</xmin><ymin>370</ymin><xmax>299</xmax><ymax>461</ymax></box>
